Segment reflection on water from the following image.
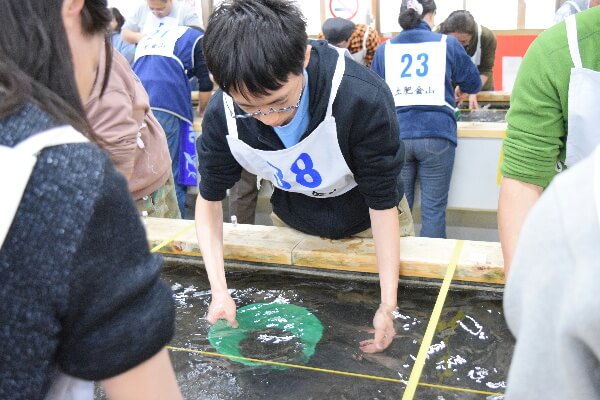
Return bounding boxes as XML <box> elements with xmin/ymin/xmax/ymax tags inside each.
<box><xmin>154</xmin><ymin>263</ymin><xmax>513</xmax><ymax>400</ymax></box>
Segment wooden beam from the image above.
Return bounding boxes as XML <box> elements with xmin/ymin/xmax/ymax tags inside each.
<box><xmin>517</xmin><ymin>0</ymin><xmax>526</xmax><ymax>30</ymax></box>
<box><xmin>371</xmin><ymin>0</ymin><xmax>380</xmax><ymax>33</ymax></box>
<box><xmin>144</xmin><ymin>217</ymin><xmax>505</xmax><ymax>285</ymax></box>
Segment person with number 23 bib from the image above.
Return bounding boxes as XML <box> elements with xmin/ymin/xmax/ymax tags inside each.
<box><xmin>196</xmin><ymin>0</ymin><xmax>416</xmax><ymax>354</ymax></box>
<box><xmin>371</xmin><ymin>0</ymin><xmax>481</xmax><ymax>238</ymax></box>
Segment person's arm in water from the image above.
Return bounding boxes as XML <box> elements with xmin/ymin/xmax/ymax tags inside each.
<box><xmin>359</xmin><ymin>207</ymin><xmax>400</xmax><ymax>353</ymax></box>
<box><xmin>101</xmin><ymin>348</ymin><xmax>182</xmax><ymax>400</ymax></box>
<box><xmin>194</xmin><ymin>195</ymin><xmax>239</xmax><ymax>328</ymax></box>
<box><xmin>498</xmin><ymin>178</ymin><xmax>543</xmax><ymax>276</ymax></box>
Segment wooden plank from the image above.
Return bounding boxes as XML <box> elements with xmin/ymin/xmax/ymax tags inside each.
<box><xmin>144</xmin><ymin>218</ymin><xmax>505</xmax><ymax>284</ymax></box>
<box><xmin>476</xmin><ymin>91</ymin><xmax>511</xmax><ymax>103</ymax></box>
<box><xmin>146</xmin><ymin>218</ymin><xmax>305</xmax><ymax>265</ymax></box>
<box><xmin>458</xmin><ymin>122</ymin><xmax>506</xmax><ymax>139</ymax></box>
<box><xmin>221</xmin><ymin>224</ymin><xmax>306</xmax><ymax>265</ymax></box>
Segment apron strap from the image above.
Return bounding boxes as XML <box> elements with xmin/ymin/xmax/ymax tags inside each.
<box><xmin>14</xmin><ymin>125</ymin><xmax>88</xmax><ymax>154</ymax></box>
<box><xmin>362</xmin><ymin>26</ymin><xmax>369</xmax><ymax>49</ymax></box>
<box><xmin>223</xmin><ymin>94</ymin><xmax>240</xmax><ymax>138</ymax></box>
<box><xmin>326</xmin><ymin>48</ymin><xmax>347</xmax><ymax>117</ymax></box>
<box><xmin>566</xmin><ymin>0</ymin><xmax>582</xmax><ymax>13</ymax></box>
<box><xmin>566</xmin><ymin>15</ymin><xmax>582</xmax><ymax>69</ymax></box>
<box><xmin>0</xmin><ymin>126</ymin><xmax>87</xmax><ymax>250</ymax></box>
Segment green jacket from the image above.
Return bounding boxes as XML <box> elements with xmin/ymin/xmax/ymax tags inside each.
<box><xmin>501</xmin><ymin>7</ymin><xmax>600</xmax><ymax>188</ymax></box>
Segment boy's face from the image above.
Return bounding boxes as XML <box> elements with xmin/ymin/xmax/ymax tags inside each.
<box><xmin>230</xmin><ymin>72</ymin><xmax>305</xmax><ymax>127</ymax></box>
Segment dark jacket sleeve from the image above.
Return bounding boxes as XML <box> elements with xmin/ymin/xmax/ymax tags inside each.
<box><xmin>197</xmin><ymin>91</ymin><xmax>243</xmax><ymax>201</ymax></box>
<box><xmin>337</xmin><ymin>69</ymin><xmax>404</xmax><ymax>210</ymax></box>
<box><xmin>191</xmin><ymin>38</ymin><xmax>214</xmax><ymax>92</ymax></box>
<box><xmin>56</xmin><ymin>157</ymin><xmax>175</xmax><ymax>381</ymax></box>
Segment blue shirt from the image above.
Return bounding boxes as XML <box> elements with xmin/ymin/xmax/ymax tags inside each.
<box><xmin>274</xmin><ymin>70</ymin><xmax>310</xmax><ymax>148</ymax></box>
<box><xmin>371</xmin><ymin>22</ymin><xmax>481</xmax><ymax>144</ymax></box>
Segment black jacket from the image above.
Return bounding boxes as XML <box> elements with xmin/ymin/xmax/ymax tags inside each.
<box><xmin>198</xmin><ymin>40</ymin><xmax>405</xmax><ymax>239</ymax></box>
<box><xmin>0</xmin><ymin>101</ymin><xmax>175</xmax><ymax>398</ymax></box>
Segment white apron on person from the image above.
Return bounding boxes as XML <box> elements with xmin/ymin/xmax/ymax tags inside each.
<box><xmin>383</xmin><ymin>35</ymin><xmax>454</xmax><ymax>110</ymax></box>
<box><xmin>222</xmin><ymin>48</ymin><xmax>357</xmax><ymax>199</ymax></box>
<box><xmin>0</xmin><ymin>126</ymin><xmax>94</xmax><ymax>400</ymax></box>
<box><xmin>351</xmin><ymin>26</ymin><xmax>370</xmax><ymax>66</ymax></box>
<box><xmin>470</xmin><ymin>24</ymin><xmax>483</xmax><ymax>67</ymax></box>
<box><xmin>141</xmin><ymin>2</ymin><xmax>183</xmax><ymax>35</ymax></box>
<box><xmin>564</xmin><ymin>15</ymin><xmax>600</xmax><ymax>167</ymax></box>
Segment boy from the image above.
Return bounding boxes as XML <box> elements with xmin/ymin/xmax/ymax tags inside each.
<box><xmin>196</xmin><ymin>0</ymin><xmax>413</xmax><ymax>353</ymax></box>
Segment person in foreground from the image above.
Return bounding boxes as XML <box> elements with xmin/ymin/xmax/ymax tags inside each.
<box><xmin>196</xmin><ymin>0</ymin><xmax>414</xmax><ymax>353</ymax></box>
<box><xmin>498</xmin><ymin>6</ymin><xmax>600</xmax><ymax>274</ymax></box>
<box><xmin>503</xmin><ymin>146</ymin><xmax>600</xmax><ymax>399</ymax></box>
<box><xmin>0</xmin><ymin>0</ymin><xmax>181</xmax><ymax>398</ymax></box>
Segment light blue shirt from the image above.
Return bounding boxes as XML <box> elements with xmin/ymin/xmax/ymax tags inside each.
<box><xmin>274</xmin><ymin>70</ymin><xmax>310</xmax><ymax>148</ymax></box>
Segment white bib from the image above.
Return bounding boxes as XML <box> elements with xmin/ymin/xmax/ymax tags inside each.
<box><xmin>223</xmin><ymin>48</ymin><xmax>357</xmax><ymax>198</ymax></box>
<box><xmin>0</xmin><ymin>126</ymin><xmax>88</xmax><ymax>250</ymax></box>
<box><xmin>565</xmin><ymin>15</ymin><xmax>600</xmax><ymax>167</ymax></box>
<box><xmin>384</xmin><ymin>36</ymin><xmax>449</xmax><ymax>108</ymax></box>
<box><xmin>134</xmin><ymin>25</ymin><xmax>188</xmax><ymax>68</ymax></box>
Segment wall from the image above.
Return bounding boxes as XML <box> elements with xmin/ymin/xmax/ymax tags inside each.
<box><xmin>492</xmin><ymin>33</ymin><xmax>538</xmax><ymax>91</ymax></box>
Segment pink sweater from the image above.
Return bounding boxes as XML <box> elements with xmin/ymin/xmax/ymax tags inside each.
<box><xmin>85</xmin><ymin>48</ymin><xmax>171</xmax><ymax>200</ymax></box>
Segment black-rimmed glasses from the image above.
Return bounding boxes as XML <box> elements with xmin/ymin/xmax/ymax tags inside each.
<box><xmin>227</xmin><ymin>79</ymin><xmax>305</xmax><ymax>120</ymax></box>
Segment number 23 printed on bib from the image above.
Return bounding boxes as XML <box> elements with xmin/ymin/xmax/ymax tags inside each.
<box><xmin>384</xmin><ymin>40</ymin><xmax>447</xmax><ymax>107</ymax></box>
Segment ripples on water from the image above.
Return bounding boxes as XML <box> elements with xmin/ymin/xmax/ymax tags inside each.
<box><xmin>153</xmin><ymin>262</ymin><xmax>513</xmax><ymax>400</ymax></box>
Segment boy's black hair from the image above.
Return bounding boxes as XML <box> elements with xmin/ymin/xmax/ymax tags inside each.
<box><xmin>203</xmin><ymin>0</ymin><xmax>307</xmax><ymax>99</ymax></box>
<box><xmin>0</xmin><ymin>0</ymin><xmax>111</xmax><ymax>140</ymax></box>
<box><xmin>398</xmin><ymin>0</ymin><xmax>437</xmax><ymax>31</ymax></box>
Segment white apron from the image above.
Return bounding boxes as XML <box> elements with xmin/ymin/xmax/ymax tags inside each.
<box><xmin>351</xmin><ymin>26</ymin><xmax>370</xmax><ymax>66</ymax></box>
<box><xmin>141</xmin><ymin>3</ymin><xmax>183</xmax><ymax>35</ymax></box>
<box><xmin>594</xmin><ymin>148</ymin><xmax>600</xmax><ymax>228</ymax></box>
<box><xmin>0</xmin><ymin>126</ymin><xmax>93</xmax><ymax>400</ymax></box>
<box><xmin>565</xmin><ymin>15</ymin><xmax>600</xmax><ymax>167</ymax></box>
<box><xmin>384</xmin><ymin>35</ymin><xmax>453</xmax><ymax>109</ymax></box>
<box><xmin>223</xmin><ymin>48</ymin><xmax>357</xmax><ymax>198</ymax></box>
<box><xmin>470</xmin><ymin>24</ymin><xmax>483</xmax><ymax>67</ymax></box>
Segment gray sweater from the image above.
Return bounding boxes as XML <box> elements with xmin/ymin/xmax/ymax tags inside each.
<box><xmin>0</xmin><ymin>102</ymin><xmax>175</xmax><ymax>399</ymax></box>
<box><xmin>504</xmin><ymin>148</ymin><xmax>600</xmax><ymax>399</ymax></box>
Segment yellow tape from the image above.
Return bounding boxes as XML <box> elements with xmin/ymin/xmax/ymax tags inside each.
<box><xmin>401</xmin><ymin>240</ymin><xmax>464</xmax><ymax>400</ymax></box>
<box><xmin>497</xmin><ymin>148</ymin><xmax>504</xmax><ymax>186</ymax></box>
<box><xmin>150</xmin><ymin>222</ymin><xmax>195</xmax><ymax>253</ymax></box>
<box><xmin>167</xmin><ymin>345</ymin><xmax>503</xmax><ymax>396</ymax></box>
